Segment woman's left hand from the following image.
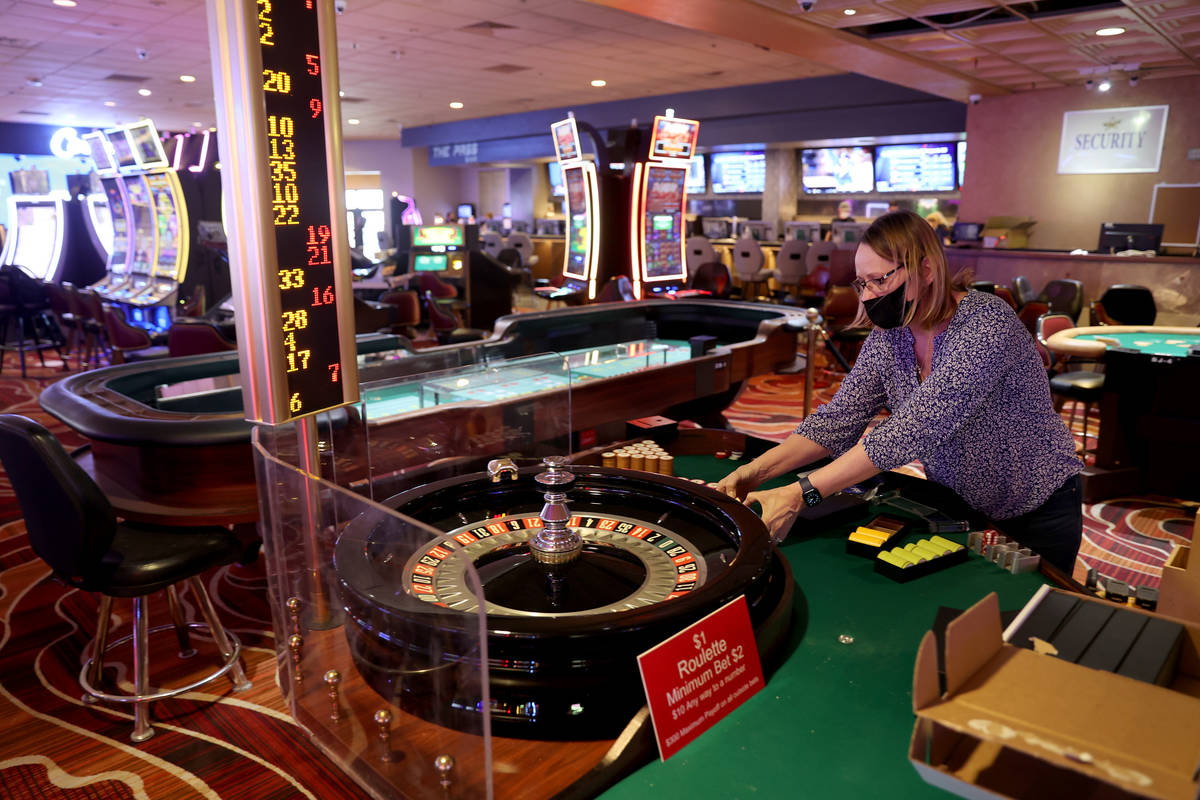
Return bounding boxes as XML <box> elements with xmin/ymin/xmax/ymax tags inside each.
<box><xmin>744</xmin><ymin>483</ymin><xmax>805</xmax><ymax>543</ymax></box>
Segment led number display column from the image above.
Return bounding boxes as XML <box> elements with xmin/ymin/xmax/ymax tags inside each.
<box><xmin>207</xmin><ymin>0</ymin><xmax>357</xmax><ymax>424</ymax></box>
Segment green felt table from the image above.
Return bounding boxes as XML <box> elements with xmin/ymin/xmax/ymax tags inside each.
<box><xmin>1075</xmin><ymin>331</ymin><xmax>1200</xmax><ymax>357</ymax></box>
<box><xmin>600</xmin><ymin>453</ymin><xmax>1048</xmax><ymax>800</ymax></box>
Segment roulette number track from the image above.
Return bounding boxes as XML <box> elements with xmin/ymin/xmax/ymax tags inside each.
<box><xmin>334</xmin><ymin>461</ymin><xmax>794</xmax><ymax>740</ymax></box>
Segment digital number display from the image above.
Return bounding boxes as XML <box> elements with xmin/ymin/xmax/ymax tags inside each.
<box><xmin>259</xmin><ymin>0</ymin><xmax>347</xmax><ymax>419</ymax></box>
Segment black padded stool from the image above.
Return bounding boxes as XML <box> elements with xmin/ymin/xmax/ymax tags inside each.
<box><xmin>0</xmin><ymin>414</ymin><xmax>252</xmax><ymax>742</ymax></box>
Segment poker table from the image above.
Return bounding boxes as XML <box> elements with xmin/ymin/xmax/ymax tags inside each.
<box><xmin>592</xmin><ymin>430</ymin><xmax>1050</xmax><ymax>800</ymax></box>
<box><xmin>1045</xmin><ymin>324</ymin><xmax>1200</xmax><ymax>500</ymax></box>
<box><xmin>39</xmin><ymin>299</ymin><xmax>803</xmax><ymax>525</ymax></box>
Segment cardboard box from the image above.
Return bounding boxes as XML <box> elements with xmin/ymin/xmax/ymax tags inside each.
<box><xmin>980</xmin><ymin>216</ymin><xmax>1036</xmax><ymax>249</ymax></box>
<box><xmin>909</xmin><ymin>590</ymin><xmax>1200</xmax><ymax>799</ymax></box>
<box><xmin>1160</xmin><ymin>544</ymin><xmax>1200</xmax><ymax>626</ymax></box>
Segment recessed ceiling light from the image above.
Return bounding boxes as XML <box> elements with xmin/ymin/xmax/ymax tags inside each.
<box><xmin>52</xmin><ymin>0</ymin><xmax>77</xmax><ymax>7</ymax></box>
<box><xmin>179</xmin><ymin>74</ymin><xmax>196</xmax><ymax>83</ymax></box>
<box><xmin>844</xmin><ymin>8</ymin><xmax>857</xmax><ymax>15</ymax></box>
<box><xmin>338</xmin><ymin>90</ymin><xmax>345</xmax><ymax>97</ymax></box>
<box><xmin>208</xmin><ymin>126</ymin><xmax>217</xmax><ymax>132</ymax></box>
<box><xmin>1095</xmin><ymin>27</ymin><xmax>1125</xmax><ymax>36</ymax></box>
<box><xmin>104</xmin><ymin>101</ymin><xmax>116</xmax><ymax>107</ymax></box>
<box><xmin>1098</xmin><ymin>79</ymin><xmax>1112</xmax><ymax>92</ymax></box>
<box><xmin>192</xmin><ymin>121</ymin><xmax>203</xmax><ymax>126</ymax></box>
<box><xmin>347</xmin><ymin>118</ymin><xmax>360</xmax><ymax>125</ymax></box>
<box><xmin>590</xmin><ymin>79</ymin><xmax>607</xmax><ymax>87</ymax></box>
<box><xmin>449</xmin><ymin>101</ymin><xmax>464</xmax><ymax>109</ymax></box>
<box><xmin>138</xmin><ymin>88</ymin><xmax>152</xmax><ymax>96</ymax></box>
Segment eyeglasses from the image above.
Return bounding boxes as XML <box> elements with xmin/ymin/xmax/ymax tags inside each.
<box><xmin>850</xmin><ymin>265</ymin><xmax>904</xmax><ymax>296</ymax></box>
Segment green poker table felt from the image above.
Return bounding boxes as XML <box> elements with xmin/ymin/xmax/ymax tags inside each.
<box><xmin>600</xmin><ymin>452</ymin><xmax>1047</xmax><ymax>800</ymax></box>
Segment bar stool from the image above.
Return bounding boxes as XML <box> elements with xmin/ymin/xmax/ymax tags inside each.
<box><xmin>0</xmin><ymin>414</ymin><xmax>252</xmax><ymax>743</ymax></box>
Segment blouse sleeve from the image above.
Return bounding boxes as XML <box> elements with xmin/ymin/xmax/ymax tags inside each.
<box><xmin>861</xmin><ymin>300</ymin><xmax>1022</xmax><ymax>471</ymax></box>
<box><xmin>794</xmin><ymin>327</ymin><xmax>889</xmax><ymax>456</ymax></box>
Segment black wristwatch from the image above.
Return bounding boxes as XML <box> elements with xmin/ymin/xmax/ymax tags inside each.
<box><xmin>798</xmin><ymin>474</ymin><xmax>823</xmax><ymax>508</ymax></box>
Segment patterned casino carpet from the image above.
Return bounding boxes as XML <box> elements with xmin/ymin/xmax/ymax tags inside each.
<box><xmin>0</xmin><ymin>342</ymin><xmax>1192</xmax><ymax>799</ymax></box>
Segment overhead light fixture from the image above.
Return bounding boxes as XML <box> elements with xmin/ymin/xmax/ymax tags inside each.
<box><xmin>338</xmin><ymin>90</ymin><xmax>345</xmax><ymax>97</ymax></box>
<box><xmin>179</xmin><ymin>74</ymin><xmax>196</xmax><ymax>83</ymax></box>
<box><xmin>1098</xmin><ymin>79</ymin><xmax>1112</xmax><ymax>92</ymax></box>
<box><xmin>104</xmin><ymin>100</ymin><xmax>116</xmax><ymax>107</ymax></box>
<box><xmin>138</xmin><ymin>88</ymin><xmax>152</xmax><ymax>96</ymax></box>
<box><xmin>347</xmin><ymin>118</ymin><xmax>360</xmax><ymax>125</ymax></box>
<box><xmin>1085</xmin><ymin>79</ymin><xmax>1095</xmax><ymax>90</ymax></box>
<box><xmin>208</xmin><ymin>126</ymin><xmax>217</xmax><ymax>132</ymax></box>
<box><xmin>449</xmin><ymin>101</ymin><xmax>464</xmax><ymax>109</ymax></box>
<box><xmin>193</xmin><ymin>121</ymin><xmax>203</xmax><ymax>127</ymax></box>
<box><xmin>590</xmin><ymin>79</ymin><xmax>607</xmax><ymax>87</ymax></box>
<box><xmin>1095</xmin><ymin>27</ymin><xmax>1125</xmax><ymax>36</ymax></box>
<box><xmin>52</xmin><ymin>0</ymin><xmax>77</xmax><ymax>7</ymax></box>
<box><xmin>26</xmin><ymin>78</ymin><xmax>43</xmax><ymax>87</ymax></box>
<box><xmin>843</xmin><ymin>8</ymin><xmax>856</xmax><ymax>15</ymax></box>
<box><xmin>1129</xmin><ymin>74</ymin><xmax>1139</xmax><ymax>87</ymax></box>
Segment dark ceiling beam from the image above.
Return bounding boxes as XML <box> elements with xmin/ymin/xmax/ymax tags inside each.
<box><xmin>581</xmin><ymin>0</ymin><xmax>1010</xmax><ymax>102</ymax></box>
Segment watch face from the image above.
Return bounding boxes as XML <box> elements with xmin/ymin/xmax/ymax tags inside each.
<box><xmin>804</xmin><ymin>489</ymin><xmax>822</xmax><ymax>507</ymax></box>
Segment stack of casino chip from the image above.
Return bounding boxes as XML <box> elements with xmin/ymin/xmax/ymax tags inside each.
<box><xmin>601</xmin><ymin>440</ymin><xmax>674</xmax><ymax>476</ymax></box>
<box><xmin>876</xmin><ymin>536</ymin><xmax>964</xmax><ymax>569</ymax></box>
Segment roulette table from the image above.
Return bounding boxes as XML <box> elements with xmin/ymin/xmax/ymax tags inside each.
<box><xmin>260</xmin><ymin>427</ymin><xmax>1052</xmax><ymax>799</ymax></box>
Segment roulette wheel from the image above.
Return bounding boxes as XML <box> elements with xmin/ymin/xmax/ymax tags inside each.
<box><xmin>334</xmin><ymin>456</ymin><xmax>793</xmax><ymax>740</ymax></box>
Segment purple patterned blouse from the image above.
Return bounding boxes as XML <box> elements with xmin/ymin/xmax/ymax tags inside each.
<box><xmin>796</xmin><ymin>291</ymin><xmax>1081</xmax><ymax>519</ymax></box>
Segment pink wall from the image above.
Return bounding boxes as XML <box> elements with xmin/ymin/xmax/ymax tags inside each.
<box><xmin>959</xmin><ymin>75</ymin><xmax>1200</xmax><ymax>251</ymax></box>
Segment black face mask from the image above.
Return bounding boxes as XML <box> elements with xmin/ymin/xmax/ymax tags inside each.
<box><xmin>862</xmin><ymin>282</ymin><xmax>912</xmax><ymax>329</ymax></box>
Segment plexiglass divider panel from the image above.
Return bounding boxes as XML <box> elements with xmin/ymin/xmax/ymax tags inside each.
<box><xmin>252</xmin><ymin>351</ymin><xmax>575</xmax><ymax>800</ymax></box>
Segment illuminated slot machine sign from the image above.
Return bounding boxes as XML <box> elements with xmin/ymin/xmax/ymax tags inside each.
<box><xmin>632</xmin><ymin>115</ymin><xmax>699</xmax><ymax>296</ymax></box>
<box><xmin>252</xmin><ymin>0</ymin><xmax>356</xmax><ymax>422</ymax></box>
<box><xmin>551</xmin><ymin>117</ymin><xmax>600</xmax><ymax>298</ymax></box>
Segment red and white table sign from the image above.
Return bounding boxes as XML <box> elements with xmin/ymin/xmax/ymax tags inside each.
<box><xmin>637</xmin><ymin>595</ymin><xmax>765</xmax><ymax>760</ymax></box>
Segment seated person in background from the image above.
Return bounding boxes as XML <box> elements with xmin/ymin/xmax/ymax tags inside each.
<box><xmin>825</xmin><ymin>200</ymin><xmax>855</xmax><ymax>241</ymax></box>
<box><xmin>925</xmin><ymin>211</ymin><xmax>952</xmax><ymax>245</ymax></box>
<box><xmin>717</xmin><ymin>210</ymin><xmax>1083</xmax><ymax>574</ymax></box>
<box><xmin>887</xmin><ymin>202</ymin><xmax>901</xmax><ymax>214</ymax></box>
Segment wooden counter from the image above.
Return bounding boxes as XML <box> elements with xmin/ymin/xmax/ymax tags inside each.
<box><xmin>945</xmin><ymin>247</ymin><xmax>1200</xmax><ymax>325</ymax></box>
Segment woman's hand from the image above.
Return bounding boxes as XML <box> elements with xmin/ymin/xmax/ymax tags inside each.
<box><xmin>744</xmin><ymin>483</ymin><xmax>805</xmax><ymax>543</ymax></box>
<box><xmin>716</xmin><ymin>463</ymin><xmax>762</xmax><ymax>503</ymax></box>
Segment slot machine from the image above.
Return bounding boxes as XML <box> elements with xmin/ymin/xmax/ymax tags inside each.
<box><xmin>630</xmin><ymin>114</ymin><xmax>699</xmax><ymax>298</ymax></box>
<box><xmin>82</xmin><ymin>130</ymin><xmax>136</xmax><ymax>296</ymax></box>
<box><xmin>0</xmin><ymin>167</ymin><xmax>105</xmax><ymax>285</ymax></box>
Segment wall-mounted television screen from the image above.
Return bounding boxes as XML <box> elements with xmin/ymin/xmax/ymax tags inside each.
<box><xmin>874</xmin><ymin>143</ymin><xmax>956</xmax><ymax>192</ymax></box>
<box><xmin>547</xmin><ymin>161</ymin><xmax>565</xmax><ymax>197</ymax></box>
<box><xmin>685</xmin><ymin>156</ymin><xmax>705</xmax><ymax>195</ymax></box>
<box><xmin>801</xmin><ymin>147</ymin><xmax>874</xmax><ymax>194</ymax></box>
<box><xmin>957</xmin><ymin>141</ymin><xmax>966</xmax><ymax>188</ymax></box>
<box><xmin>711</xmin><ymin>151</ymin><xmax>765</xmax><ymax>194</ymax></box>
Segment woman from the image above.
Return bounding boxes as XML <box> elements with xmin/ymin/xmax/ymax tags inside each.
<box><xmin>717</xmin><ymin>211</ymin><xmax>1082</xmax><ymax>574</ymax></box>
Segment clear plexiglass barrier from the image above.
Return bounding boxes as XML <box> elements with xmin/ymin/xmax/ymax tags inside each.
<box><xmin>251</xmin><ymin>352</ymin><xmax>575</xmax><ymax>800</ymax></box>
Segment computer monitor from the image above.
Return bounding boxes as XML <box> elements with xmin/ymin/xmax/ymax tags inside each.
<box><xmin>456</xmin><ymin>203</ymin><xmax>475</xmax><ymax>219</ymax></box>
<box><xmin>952</xmin><ymin>221</ymin><xmax>983</xmax><ymax>243</ymax></box>
<box><xmin>701</xmin><ymin>217</ymin><xmax>733</xmax><ymax>239</ymax></box>
<box><xmin>1098</xmin><ymin>223</ymin><xmax>1163</xmax><ymax>254</ymax></box>
<box><xmin>830</xmin><ymin>221</ymin><xmax>871</xmax><ymax>244</ymax></box>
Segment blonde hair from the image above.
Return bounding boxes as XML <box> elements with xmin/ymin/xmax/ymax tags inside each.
<box><xmin>925</xmin><ymin>210</ymin><xmax>950</xmax><ymax>228</ymax></box>
<box><xmin>851</xmin><ymin>210</ymin><xmax>969</xmax><ymax>328</ymax></box>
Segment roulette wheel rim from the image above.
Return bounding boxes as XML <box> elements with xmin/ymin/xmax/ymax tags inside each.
<box><xmin>334</xmin><ymin>464</ymin><xmax>790</xmax><ymax>739</ymax></box>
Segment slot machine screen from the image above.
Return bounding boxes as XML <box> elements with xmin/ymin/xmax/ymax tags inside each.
<box><xmin>563</xmin><ymin>165</ymin><xmax>589</xmax><ymax>280</ymax></box>
<box><xmin>145</xmin><ymin>173</ymin><xmax>182</xmax><ymax>278</ymax></box>
<box><xmin>103</xmin><ymin>179</ymin><xmax>130</xmax><ymax>273</ymax></box>
<box><xmin>685</xmin><ymin>156</ymin><xmax>705</xmax><ymax>195</ymax></box>
<box><xmin>711</xmin><ymin>152</ymin><xmax>765</xmax><ymax>194</ymax></box>
<box><xmin>874</xmin><ymin>143</ymin><xmax>956</xmax><ymax>192</ymax></box>
<box><xmin>413</xmin><ymin>253</ymin><xmax>448</xmax><ymax>272</ymax></box>
<box><xmin>11</xmin><ymin>202</ymin><xmax>60</xmax><ymax>278</ymax></box>
<box><xmin>83</xmin><ymin>132</ymin><xmax>117</xmax><ymax>177</ymax></box>
<box><xmin>801</xmin><ymin>147</ymin><xmax>874</xmax><ymax>194</ymax></box>
<box><xmin>551</xmin><ymin>118</ymin><xmax>581</xmax><ymax>163</ymax></box>
<box><xmin>642</xmin><ymin>165</ymin><xmax>687</xmax><ymax>280</ymax></box>
<box><xmin>127</xmin><ymin>121</ymin><xmax>169</xmax><ymax>170</ymax></box>
<box><xmin>412</xmin><ymin>224</ymin><xmax>464</xmax><ymax>247</ymax></box>
<box><xmin>124</xmin><ymin>176</ymin><xmax>155</xmax><ymax>272</ymax></box>
<box><xmin>648</xmin><ymin>116</ymin><xmax>700</xmax><ymax>161</ymax></box>
<box><xmin>105</xmin><ymin>127</ymin><xmax>138</xmax><ymax>171</ymax></box>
